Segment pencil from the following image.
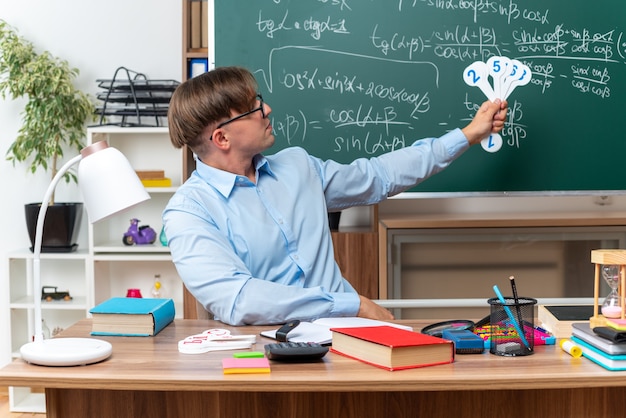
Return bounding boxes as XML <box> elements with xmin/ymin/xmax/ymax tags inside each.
<box><xmin>509</xmin><ymin>275</ymin><xmax>529</xmax><ymax>351</ymax></box>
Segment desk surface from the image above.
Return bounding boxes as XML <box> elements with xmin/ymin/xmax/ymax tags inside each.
<box><xmin>0</xmin><ymin>319</ymin><xmax>622</xmax><ymax>393</ymax></box>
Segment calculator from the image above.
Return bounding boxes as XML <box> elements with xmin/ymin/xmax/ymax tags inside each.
<box><xmin>264</xmin><ymin>342</ymin><xmax>329</xmax><ymax>362</ymax></box>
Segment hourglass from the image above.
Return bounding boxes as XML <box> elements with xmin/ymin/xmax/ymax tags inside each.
<box><xmin>601</xmin><ymin>265</ymin><xmax>621</xmax><ymax>318</ymax></box>
<box><xmin>591</xmin><ymin>250</ymin><xmax>626</xmax><ymax>328</ymax></box>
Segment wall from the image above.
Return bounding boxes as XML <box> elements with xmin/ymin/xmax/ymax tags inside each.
<box><xmin>0</xmin><ymin>0</ymin><xmax>182</xmax><ymax>367</ymax></box>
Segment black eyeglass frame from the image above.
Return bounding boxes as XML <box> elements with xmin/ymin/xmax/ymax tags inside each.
<box><xmin>210</xmin><ymin>94</ymin><xmax>265</xmax><ymax>141</ymax></box>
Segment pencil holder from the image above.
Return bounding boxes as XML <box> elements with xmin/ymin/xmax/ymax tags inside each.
<box><xmin>487</xmin><ymin>296</ymin><xmax>537</xmax><ymax>356</ymax></box>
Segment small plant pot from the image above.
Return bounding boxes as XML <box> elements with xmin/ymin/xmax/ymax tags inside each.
<box><xmin>25</xmin><ymin>202</ymin><xmax>83</xmax><ymax>252</ymax></box>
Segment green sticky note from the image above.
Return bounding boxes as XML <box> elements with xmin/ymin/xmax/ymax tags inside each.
<box><xmin>233</xmin><ymin>351</ymin><xmax>265</xmax><ymax>358</ymax></box>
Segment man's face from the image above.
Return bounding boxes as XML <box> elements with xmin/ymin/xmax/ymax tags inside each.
<box><xmin>217</xmin><ymin>94</ymin><xmax>274</xmax><ymax>155</ymax></box>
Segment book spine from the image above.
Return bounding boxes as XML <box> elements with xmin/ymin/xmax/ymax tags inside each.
<box><xmin>190</xmin><ymin>0</ymin><xmax>202</xmax><ymax>49</ymax></box>
<box><xmin>141</xmin><ymin>178</ymin><xmax>172</xmax><ymax>187</ymax></box>
<box><xmin>152</xmin><ymin>299</ymin><xmax>176</xmax><ymax>335</ymax></box>
<box><xmin>201</xmin><ymin>0</ymin><xmax>208</xmax><ymax>48</ymax></box>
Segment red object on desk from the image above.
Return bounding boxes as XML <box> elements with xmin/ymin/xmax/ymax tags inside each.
<box><xmin>126</xmin><ymin>288</ymin><xmax>143</xmax><ymax>298</ymax></box>
<box><xmin>330</xmin><ymin>325</ymin><xmax>454</xmax><ymax>371</ymax></box>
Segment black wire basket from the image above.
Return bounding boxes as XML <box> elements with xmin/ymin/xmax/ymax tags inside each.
<box><xmin>94</xmin><ymin>66</ymin><xmax>180</xmax><ymax>127</ymax></box>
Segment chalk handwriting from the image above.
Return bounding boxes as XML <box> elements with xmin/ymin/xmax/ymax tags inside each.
<box><xmin>256</xmin><ymin>9</ymin><xmax>349</xmax><ymax>40</ymax></box>
<box><xmin>219</xmin><ymin>0</ymin><xmax>625</xmax><ymax>161</ymax></box>
<box><xmin>333</xmin><ymin>132</ymin><xmax>408</xmax><ymax>155</ymax></box>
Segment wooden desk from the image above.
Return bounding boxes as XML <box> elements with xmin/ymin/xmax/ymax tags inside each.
<box><xmin>1</xmin><ymin>319</ymin><xmax>626</xmax><ymax>418</ymax></box>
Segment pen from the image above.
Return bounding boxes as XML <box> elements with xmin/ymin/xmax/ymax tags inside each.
<box><xmin>493</xmin><ymin>284</ymin><xmax>530</xmax><ymax>350</ymax></box>
<box><xmin>509</xmin><ymin>275</ymin><xmax>526</xmax><ymax>342</ymax></box>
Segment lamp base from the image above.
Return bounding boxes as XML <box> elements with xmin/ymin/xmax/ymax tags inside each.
<box><xmin>20</xmin><ymin>338</ymin><xmax>112</xmax><ymax>366</ymax></box>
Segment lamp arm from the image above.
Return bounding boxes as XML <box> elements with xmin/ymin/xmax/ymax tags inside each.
<box><xmin>32</xmin><ymin>154</ymin><xmax>83</xmax><ymax>343</ymax></box>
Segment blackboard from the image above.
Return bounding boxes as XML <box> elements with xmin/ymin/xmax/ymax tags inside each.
<box><xmin>211</xmin><ymin>0</ymin><xmax>626</xmax><ymax>194</ymax></box>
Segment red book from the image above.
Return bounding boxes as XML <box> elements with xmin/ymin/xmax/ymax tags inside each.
<box><xmin>330</xmin><ymin>326</ymin><xmax>454</xmax><ymax>371</ymax></box>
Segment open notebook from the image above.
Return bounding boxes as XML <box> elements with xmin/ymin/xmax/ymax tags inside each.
<box><xmin>260</xmin><ymin>317</ymin><xmax>413</xmax><ymax>345</ymax></box>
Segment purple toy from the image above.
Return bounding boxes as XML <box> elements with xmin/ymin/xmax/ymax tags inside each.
<box><xmin>123</xmin><ymin>218</ymin><xmax>157</xmax><ymax>245</ymax></box>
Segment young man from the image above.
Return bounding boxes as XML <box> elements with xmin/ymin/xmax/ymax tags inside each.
<box><xmin>164</xmin><ymin>66</ymin><xmax>507</xmax><ymax>326</ymax></box>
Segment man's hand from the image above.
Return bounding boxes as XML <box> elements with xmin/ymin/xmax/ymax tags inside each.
<box><xmin>357</xmin><ymin>295</ymin><xmax>394</xmax><ymax>321</ymax></box>
<box><xmin>461</xmin><ymin>99</ymin><xmax>508</xmax><ymax>146</ymax></box>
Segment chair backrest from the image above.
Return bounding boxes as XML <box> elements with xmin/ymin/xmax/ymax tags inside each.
<box><xmin>196</xmin><ymin>299</ymin><xmax>213</xmax><ymax>320</ymax></box>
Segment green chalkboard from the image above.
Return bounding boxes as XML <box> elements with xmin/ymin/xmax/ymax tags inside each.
<box><xmin>212</xmin><ymin>0</ymin><xmax>626</xmax><ymax>194</ymax></box>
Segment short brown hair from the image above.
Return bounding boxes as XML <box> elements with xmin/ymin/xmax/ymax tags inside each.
<box><xmin>167</xmin><ymin>66</ymin><xmax>258</xmax><ymax>154</ymax></box>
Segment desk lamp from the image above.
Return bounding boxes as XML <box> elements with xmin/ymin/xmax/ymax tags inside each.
<box><xmin>20</xmin><ymin>140</ymin><xmax>150</xmax><ymax>366</ymax></box>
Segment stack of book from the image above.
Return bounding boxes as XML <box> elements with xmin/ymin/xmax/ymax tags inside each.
<box><xmin>571</xmin><ymin>322</ymin><xmax>626</xmax><ymax>371</ymax></box>
<box><xmin>537</xmin><ymin>305</ymin><xmax>596</xmax><ymax>339</ymax></box>
<box><xmin>135</xmin><ymin>170</ymin><xmax>172</xmax><ymax>188</ymax></box>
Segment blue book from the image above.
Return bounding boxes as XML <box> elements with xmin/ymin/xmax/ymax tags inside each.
<box><xmin>90</xmin><ymin>297</ymin><xmax>175</xmax><ymax>336</ymax></box>
<box><xmin>572</xmin><ymin>336</ymin><xmax>626</xmax><ymax>371</ymax></box>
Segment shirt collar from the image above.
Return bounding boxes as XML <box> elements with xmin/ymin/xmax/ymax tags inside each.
<box><xmin>196</xmin><ymin>154</ymin><xmax>275</xmax><ymax>198</ymax></box>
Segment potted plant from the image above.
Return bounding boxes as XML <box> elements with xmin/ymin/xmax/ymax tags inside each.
<box><xmin>0</xmin><ymin>20</ymin><xmax>95</xmax><ymax>252</ymax></box>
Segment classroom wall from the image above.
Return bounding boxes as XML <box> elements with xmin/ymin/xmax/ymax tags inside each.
<box><xmin>0</xmin><ymin>0</ymin><xmax>182</xmax><ymax>367</ymax></box>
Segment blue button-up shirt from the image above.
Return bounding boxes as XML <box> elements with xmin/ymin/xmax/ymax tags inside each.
<box><xmin>163</xmin><ymin>128</ymin><xmax>469</xmax><ymax>325</ymax></box>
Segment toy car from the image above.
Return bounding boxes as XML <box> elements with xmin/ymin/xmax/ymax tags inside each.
<box><xmin>123</xmin><ymin>218</ymin><xmax>157</xmax><ymax>245</ymax></box>
<box><xmin>41</xmin><ymin>286</ymin><xmax>72</xmax><ymax>302</ymax></box>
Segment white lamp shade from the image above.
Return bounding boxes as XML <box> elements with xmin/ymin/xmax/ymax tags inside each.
<box><xmin>78</xmin><ymin>142</ymin><xmax>150</xmax><ymax>223</ymax></box>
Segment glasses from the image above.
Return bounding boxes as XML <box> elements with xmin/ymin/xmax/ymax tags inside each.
<box><xmin>210</xmin><ymin>94</ymin><xmax>265</xmax><ymax>141</ymax></box>
<box><xmin>217</xmin><ymin>94</ymin><xmax>265</xmax><ymax>128</ymax></box>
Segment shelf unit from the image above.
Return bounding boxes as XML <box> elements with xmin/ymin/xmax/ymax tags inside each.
<box><xmin>7</xmin><ymin>250</ymin><xmax>90</xmax><ymax>413</ymax></box>
<box><xmin>87</xmin><ymin>126</ymin><xmax>184</xmax><ymax>314</ymax></box>
<box><xmin>7</xmin><ymin>126</ymin><xmax>184</xmax><ymax>412</ymax></box>
<box><xmin>180</xmin><ymin>0</ymin><xmax>207</xmax><ymax>182</ymax></box>
<box><xmin>182</xmin><ymin>0</ymin><xmax>208</xmax><ymax>80</ymax></box>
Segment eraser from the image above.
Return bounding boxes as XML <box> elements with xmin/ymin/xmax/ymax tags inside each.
<box><xmin>496</xmin><ymin>342</ymin><xmax>521</xmax><ymax>353</ymax></box>
<box><xmin>442</xmin><ymin>329</ymin><xmax>484</xmax><ymax>354</ymax></box>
